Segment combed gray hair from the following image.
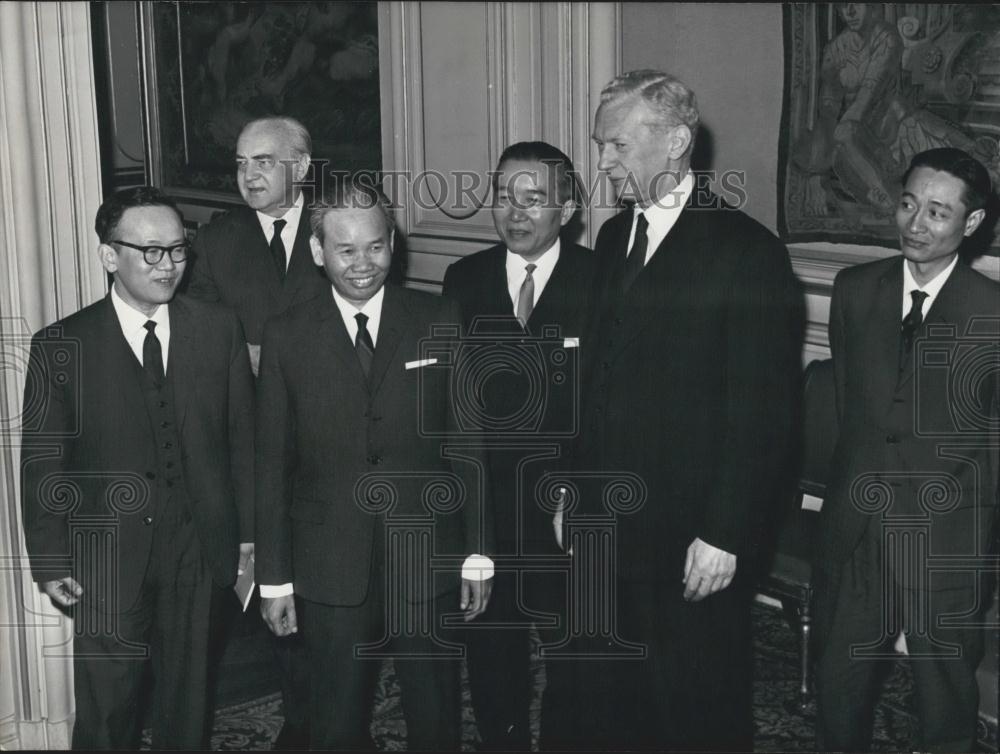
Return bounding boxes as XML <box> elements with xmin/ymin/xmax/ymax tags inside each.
<box><xmin>600</xmin><ymin>69</ymin><xmax>700</xmax><ymax>143</ymax></box>
<box><xmin>240</xmin><ymin>116</ymin><xmax>313</xmax><ymax>157</ymax></box>
<box><xmin>310</xmin><ymin>182</ymin><xmax>396</xmax><ymax>243</ymax></box>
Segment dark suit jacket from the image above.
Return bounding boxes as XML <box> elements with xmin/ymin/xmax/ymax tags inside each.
<box><xmin>187</xmin><ymin>204</ymin><xmax>329</xmax><ymax>345</ymax></box>
<box><xmin>442</xmin><ymin>242</ymin><xmax>594</xmax><ymax>552</ymax></box>
<box><xmin>573</xmin><ymin>195</ymin><xmax>802</xmax><ymax>582</ymax></box>
<box><xmin>255</xmin><ymin>285</ymin><xmax>492</xmax><ymax>606</ymax></box>
<box><xmin>819</xmin><ymin>256</ymin><xmax>1000</xmax><ymax>590</ymax></box>
<box><xmin>20</xmin><ymin>295</ymin><xmax>255</xmax><ymax>608</ymax></box>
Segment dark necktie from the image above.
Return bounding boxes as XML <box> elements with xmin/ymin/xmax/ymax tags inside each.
<box><xmin>143</xmin><ymin>320</ymin><xmax>165</xmax><ymax>386</ymax></box>
<box><xmin>355</xmin><ymin>312</ymin><xmax>375</xmax><ymax>377</ymax></box>
<box><xmin>621</xmin><ymin>212</ymin><xmax>649</xmax><ymax>293</ymax></box>
<box><xmin>516</xmin><ymin>263</ymin><xmax>537</xmax><ymax>325</ymax></box>
<box><xmin>270</xmin><ymin>218</ymin><xmax>287</xmax><ymax>281</ymax></box>
<box><xmin>900</xmin><ymin>290</ymin><xmax>929</xmax><ymax>368</ymax></box>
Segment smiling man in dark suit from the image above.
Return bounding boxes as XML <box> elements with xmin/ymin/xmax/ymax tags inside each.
<box><xmin>566</xmin><ymin>70</ymin><xmax>801</xmax><ymax>750</ymax></box>
<box><xmin>442</xmin><ymin>141</ymin><xmax>592</xmax><ymax>750</ymax></box>
<box><xmin>255</xmin><ymin>183</ymin><xmax>494</xmax><ymax>750</ymax></box>
<box><xmin>815</xmin><ymin>148</ymin><xmax>1000</xmax><ymax>753</ymax></box>
<box><xmin>20</xmin><ymin>186</ymin><xmax>254</xmax><ymax>749</ymax></box>
<box><xmin>187</xmin><ymin>115</ymin><xmax>325</xmax><ymax>746</ymax></box>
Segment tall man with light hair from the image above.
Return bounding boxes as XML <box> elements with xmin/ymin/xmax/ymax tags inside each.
<box><xmin>188</xmin><ymin>115</ymin><xmax>327</xmax><ymax>748</ymax></box>
<box><xmin>566</xmin><ymin>69</ymin><xmax>802</xmax><ymax>749</ymax></box>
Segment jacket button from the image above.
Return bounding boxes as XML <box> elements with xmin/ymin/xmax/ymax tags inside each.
<box><xmin>145</xmin><ymin>471</ymin><xmax>156</xmax><ymax>480</ymax></box>
<box><xmin>158</xmin><ymin>400</ymin><xmax>167</xmax><ymax>408</ymax></box>
<box><xmin>602</xmin><ymin>361</ymin><xmax>610</xmax><ymax>370</ymax></box>
<box><xmin>143</xmin><ymin>516</ymin><xmax>153</xmax><ymax>525</ymax></box>
<box><xmin>614</xmin><ymin>317</ymin><xmax>623</xmax><ymax>326</ymax></box>
<box><xmin>160</xmin><ymin>421</ymin><xmax>170</xmax><ymax>429</ymax></box>
<box><xmin>886</xmin><ymin>434</ymin><xmax>898</xmax><ymax>444</ymax></box>
<box><xmin>163</xmin><ymin>442</ymin><xmax>173</xmax><ymax>449</ymax></box>
<box><xmin>368</xmin><ymin>454</ymin><xmax>382</xmax><ymax>465</ymax></box>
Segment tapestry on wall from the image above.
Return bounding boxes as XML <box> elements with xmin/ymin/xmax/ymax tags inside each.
<box><xmin>142</xmin><ymin>1</ymin><xmax>381</xmax><ymax>203</ymax></box>
<box><xmin>779</xmin><ymin>3</ymin><xmax>1000</xmax><ymax>253</ymax></box>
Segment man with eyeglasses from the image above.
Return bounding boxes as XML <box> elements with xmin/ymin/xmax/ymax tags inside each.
<box><xmin>20</xmin><ymin>186</ymin><xmax>254</xmax><ymax>749</ymax></box>
<box><xmin>187</xmin><ymin>117</ymin><xmax>325</xmax><ymax>747</ymax></box>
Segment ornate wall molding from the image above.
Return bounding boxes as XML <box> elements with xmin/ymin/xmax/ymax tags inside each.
<box><xmin>379</xmin><ymin>2</ymin><xmax>620</xmax><ymax>289</ymax></box>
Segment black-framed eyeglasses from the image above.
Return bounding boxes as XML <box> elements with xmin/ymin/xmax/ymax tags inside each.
<box><xmin>110</xmin><ymin>239</ymin><xmax>191</xmax><ymax>265</ymax></box>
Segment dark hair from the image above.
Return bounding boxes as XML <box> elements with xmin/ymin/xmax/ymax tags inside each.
<box><xmin>902</xmin><ymin>147</ymin><xmax>993</xmax><ymax>214</ymax></box>
<box><xmin>94</xmin><ymin>186</ymin><xmax>183</xmax><ymax>243</ymax></box>
<box><xmin>493</xmin><ymin>141</ymin><xmax>579</xmax><ymax>204</ymax></box>
<box><xmin>309</xmin><ymin>180</ymin><xmax>395</xmax><ymax>243</ymax></box>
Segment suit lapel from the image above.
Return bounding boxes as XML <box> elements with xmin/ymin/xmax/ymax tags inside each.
<box><xmin>167</xmin><ymin>298</ymin><xmax>196</xmax><ymax>432</ymax></box>
<box><xmin>611</xmin><ymin>204</ymin><xmax>701</xmax><ymax>355</ymax></box>
<box><xmin>96</xmin><ymin>296</ymin><xmax>152</xmax><ymax>455</ymax></box>
<box><xmin>368</xmin><ymin>286</ymin><xmax>405</xmax><ymax>395</ymax></box>
<box><xmin>866</xmin><ymin>259</ymin><xmax>905</xmax><ymax>400</ymax></box>
<box><xmin>898</xmin><ymin>261</ymin><xmax>965</xmax><ymax>388</ymax></box>
<box><xmin>314</xmin><ymin>293</ymin><xmax>369</xmax><ymax>383</ymax></box>
<box><xmin>283</xmin><ymin>206</ymin><xmax>319</xmax><ymax>299</ymax></box>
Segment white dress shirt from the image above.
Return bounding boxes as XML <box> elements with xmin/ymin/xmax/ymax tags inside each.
<box><xmin>505</xmin><ymin>239</ymin><xmax>561</xmax><ymax>315</ymax></box>
<box><xmin>259</xmin><ymin>285</ymin><xmax>493</xmax><ymax>599</ymax></box>
<box><xmin>902</xmin><ymin>255</ymin><xmax>958</xmax><ymax>320</ymax></box>
<box><xmin>331</xmin><ymin>285</ymin><xmax>385</xmax><ymax>343</ymax></box>
<box><xmin>110</xmin><ymin>284</ymin><xmax>170</xmax><ymax>371</ymax></box>
<box><xmin>254</xmin><ymin>192</ymin><xmax>304</xmax><ymax>271</ymax></box>
<box><xmin>626</xmin><ymin>171</ymin><xmax>695</xmax><ymax>266</ymax></box>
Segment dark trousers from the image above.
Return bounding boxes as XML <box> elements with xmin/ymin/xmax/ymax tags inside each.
<box><xmin>71</xmin><ymin>505</ymin><xmax>217</xmax><ymax>750</ymax></box>
<box><xmin>464</xmin><ymin>568</ymin><xmax>535</xmax><ymax>750</ymax></box>
<box><xmin>299</xmin><ymin>588</ymin><xmax>461</xmax><ymax>750</ymax></box>
<box><xmin>815</xmin><ymin>549</ymin><xmax>985</xmax><ymax>753</ymax></box>
<box><xmin>561</xmin><ymin>578</ymin><xmax>754</xmax><ymax>751</ymax></box>
<box><xmin>272</xmin><ymin>594</ymin><xmax>310</xmax><ymax>731</ymax></box>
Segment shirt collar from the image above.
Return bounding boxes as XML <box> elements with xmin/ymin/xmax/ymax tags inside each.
<box><xmin>331</xmin><ymin>284</ymin><xmax>385</xmax><ymax>330</ymax></box>
<box><xmin>640</xmin><ymin>171</ymin><xmax>694</xmax><ymax>231</ymax></box>
<box><xmin>110</xmin><ymin>282</ymin><xmax>169</xmax><ymax>337</ymax></box>
<box><xmin>255</xmin><ymin>191</ymin><xmax>304</xmax><ymax>234</ymax></box>
<box><xmin>505</xmin><ymin>238</ymin><xmax>561</xmax><ymax>283</ymax></box>
<box><xmin>902</xmin><ymin>255</ymin><xmax>958</xmax><ymax>313</ymax></box>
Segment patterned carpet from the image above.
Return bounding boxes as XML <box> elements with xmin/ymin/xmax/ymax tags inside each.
<box><xmin>170</xmin><ymin>600</ymin><xmax>923</xmax><ymax>751</ymax></box>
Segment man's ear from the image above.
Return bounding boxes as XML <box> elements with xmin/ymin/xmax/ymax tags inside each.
<box><xmin>667</xmin><ymin>125</ymin><xmax>693</xmax><ymax>160</ymax></box>
<box><xmin>964</xmin><ymin>208</ymin><xmax>986</xmax><ymax>237</ymax></box>
<box><xmin>97</xmin><ymin>243</ymin><xmax>119</xmax><ymax>274</ymax></box>
<box><xmin>559</xmin><ymin>199</ymin><xmax>577</xmax><ymax>227</ymax></box>
<box><xmin>309</xmin><ymin>235</ymin><xmax>324</xmax><ymax>266</ymax></box>
<box><xmin>294</xmin><ymin>153</ymin><xmax>311</xmax><ymax>183</ymax></box>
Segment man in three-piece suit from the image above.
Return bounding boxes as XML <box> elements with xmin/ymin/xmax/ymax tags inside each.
<box><xmin>566</xmin><ymin>70</ymin><xmax>801</xmax><ymax>750</ymax></box>
<box><xmin>816</xmin><ymin>148</ymin><xmax>1000</xmax><ymax>752</ymax></box>
<box><xmin>442</xmin><ymin>141</ymin><xmax>593</xmax><ymax>750</ymax></box>
<box><xmin>187</xmin><ymin>116</ymin><xmax>324</xmax><ymax>746</ymax></box>
<box><xmin>20</xmin><ymin>187</ymin><xmax>254</xmax><ymax>749</ymax></box>
<box><xmin>255</xmin><ymin>184</ymin><xmax>494</xmax><ymax>750</ymax></box>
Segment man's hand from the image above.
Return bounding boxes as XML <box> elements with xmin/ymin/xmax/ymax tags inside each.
<box><xmin>237</xmin><ymin>542</ymin><xmax>254</xmax><ymax>577</ymax></box>
<box><xmin>460</xmin><ymin>577</ymin><xmax>493</xmax><ymax>621</ymax></box>
<box><xmin>247</xmin><ymin>343</ymin><xmax>261</xmax><ymax>377</ymax></box>
<box><xmin>261</xmin><ymin>595</ymin><xmax>298</xmax><ymax>636</ymax></box>
<box><xmin>683</xmin><ymin>537</ymin><xmax>736</xmax><ymax>602</ymax></box>
<box><xmin>42</xmin><ymin>577</ymin><xmax>83</xmax><ymax>607</ymax></box>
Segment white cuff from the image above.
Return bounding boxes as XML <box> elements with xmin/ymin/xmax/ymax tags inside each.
<box><xmin>260</xmin><ymin>582</ymin><xmax>294</xmax><ymax>598</ymax></box>
<box><xmin>461</xmin><ymin>554</ymin><xmax>494</xmax><ymax>581</ymax></box>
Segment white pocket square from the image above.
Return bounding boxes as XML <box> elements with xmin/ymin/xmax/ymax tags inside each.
<box><xmin>563</xmin><ymin>337</ymin><xmax>580</xmax><ymax>349</ymax></box>
<box><xmin>405</xmin><ymin>358</ymin><xmax>438</xmax><ymax>370</ymax></box>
